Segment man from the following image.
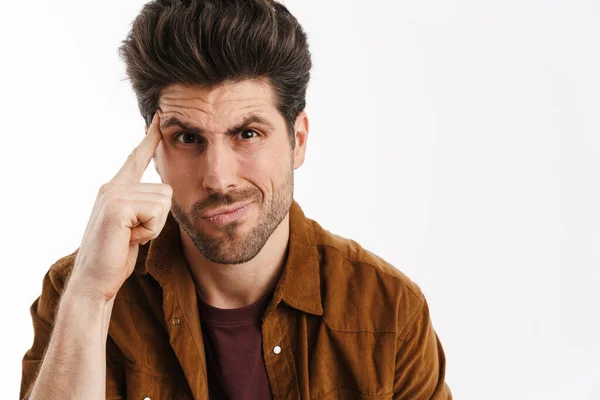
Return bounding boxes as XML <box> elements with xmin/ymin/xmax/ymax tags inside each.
<box><xmin>21</xmin><ymin>0</ymin><xmax>452</xmax><ymax>398</ymax></box>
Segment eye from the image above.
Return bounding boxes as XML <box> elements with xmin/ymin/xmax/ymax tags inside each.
<box><xmin>239</xmin><ymin>129</ymin><xmax>258</xmax><ymax>140</ymax></box>
<box><xmin>174</xmin><ymin>132</ymin><xmax>201</xmax><ymax>144</ymax></box>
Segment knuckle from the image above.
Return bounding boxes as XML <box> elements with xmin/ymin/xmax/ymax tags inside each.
<box><xmin>101</xmin><ymin>189</ymin><xmax>119</xmax><ymax>204</ymax></box>
<box><xmin>161</xmin><ymin>184</ymin><xmax>174</xmax><ymax>197</ymax></box>
<box><xmin>101</xmin><ymin>193</ymin><xmax>128</xmax><ymax>216</ymax></box>
<box><xmin>152</xmin><ymin>203</ymin><xmax>164</xmax><ymax>216</ymax></box>
<box><xmin>161</xmin><ymin>193</ymin><xmax>173</xmax><ymax>206</ymax></box>
<box><xmin>98</xmin><ymin>182</ymin><xmax>114</xmax><ymax>195</ymax></box>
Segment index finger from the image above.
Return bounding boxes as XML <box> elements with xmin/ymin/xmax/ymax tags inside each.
<box><xmin>111</xmin><ymin>112</ymin><xmax>162</xmax><ymax>184</ymax></box>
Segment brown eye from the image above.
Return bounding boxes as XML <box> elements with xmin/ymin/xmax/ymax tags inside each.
<box><xmin>175</xmin><ymin>132</ymin><xmax>200</xmax><ymax>144</ymax></box>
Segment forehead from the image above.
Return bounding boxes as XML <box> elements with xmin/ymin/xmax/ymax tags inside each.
<box><xmin>157</xmin><ymin>78</ymin><xmax>278</xmax><ymax>123</ymax></box>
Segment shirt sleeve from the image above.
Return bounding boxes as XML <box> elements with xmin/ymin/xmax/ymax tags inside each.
<box><xmin>393</xmin><ymin>295</ymin><xmax>453</xmax><ymax>399</ymax></box>
<box><xmin>20</xmin><ymin>260</ymin><xmax>126</xmax><ymax>399</ymax></box>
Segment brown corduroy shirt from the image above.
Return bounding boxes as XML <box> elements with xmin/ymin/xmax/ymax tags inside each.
<box><xmin>21</xmin><ymin>200</ymin><xmax>452</xmax><ymax>399</ymax></box>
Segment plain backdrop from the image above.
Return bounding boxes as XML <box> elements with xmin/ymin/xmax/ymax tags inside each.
<box><xmin>1</xmin><ymin>0</ymin><xmax>599</xmax><ymax>398</ymax></box>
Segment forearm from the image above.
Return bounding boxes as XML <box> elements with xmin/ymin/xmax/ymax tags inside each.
<box><xmin>28</xmin><ymin>286</ymin><xmax>115</xmax><ymax>400</ymax></box>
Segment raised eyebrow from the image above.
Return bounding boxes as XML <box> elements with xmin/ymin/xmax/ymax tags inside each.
<box><xmin>160</xmin><ymin>114</ymin><xmax>275</xmax><ymax>136</ymax></box>
<box><xmin>226</xmin><ymin>115</ymin><xmax>276</xmax><ymax>135</ymax></box>
<box><xmin>160</xmin><ymin>117</ymin><xmax>203</xmax><ymax>135</ymax></box>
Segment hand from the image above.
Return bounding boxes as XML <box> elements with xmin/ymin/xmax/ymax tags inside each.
<box><xmin>68</xmin><ymin>112</ymin><xmax>172</xmax><ymax>302</ymax></box>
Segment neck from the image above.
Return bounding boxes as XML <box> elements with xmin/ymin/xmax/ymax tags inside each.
<box><xmin>180</xmin><ymin>213</ymin><xmax>290</xmax><ymax>309</ymax></box>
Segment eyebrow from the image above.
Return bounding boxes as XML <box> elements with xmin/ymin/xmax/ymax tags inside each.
<box><xmin>160</xmin><ymin>114</ymin><xmax>276</xmax><ymax>135</ymax></box>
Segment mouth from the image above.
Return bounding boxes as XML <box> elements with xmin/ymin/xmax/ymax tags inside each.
<box><xmin>201</xmin><ymin>202</ymin><xmax>253</xmax><ymax>225</ymax></box>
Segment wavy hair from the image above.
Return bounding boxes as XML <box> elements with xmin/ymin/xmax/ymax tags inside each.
<box><xmin>119</xmin><ymin>0</ymin><xmax>312</xmax><ymax>147</ymax></box>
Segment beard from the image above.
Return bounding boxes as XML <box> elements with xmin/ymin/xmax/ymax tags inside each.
<box><xmin>170</xmin><ymin>166</ymin><xmax>293</xmax><ymax>265</ymax></box>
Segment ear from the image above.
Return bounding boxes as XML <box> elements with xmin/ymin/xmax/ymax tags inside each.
<box><xmin>292</xmin><ymin>111</ymin><xmax>309</xmax><ymax>170</ymax></box>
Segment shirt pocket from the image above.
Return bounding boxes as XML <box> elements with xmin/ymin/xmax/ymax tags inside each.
<box><xmin>309</xmin><ymin>326</ymin><xmax>397</xmax><ymax>397</ymax></box>
<box><xmin>124</xmin><ymin>362</ymin><xmax>192</xmax><ymax>400</ymax></box>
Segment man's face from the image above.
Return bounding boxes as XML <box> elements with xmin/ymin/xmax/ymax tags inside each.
<box><xmin>153</xmin><ymin>79</ymin><xmax>307</xmax><ymax>265</ymax></box>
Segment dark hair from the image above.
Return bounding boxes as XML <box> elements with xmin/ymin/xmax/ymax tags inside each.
<box><xmin>119</xmin><ymin>0</ymin><xmax>311</xmax><ymax>148</ymax></box>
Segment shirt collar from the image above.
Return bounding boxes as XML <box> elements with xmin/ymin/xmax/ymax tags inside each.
<box><xmin>136</xmin><ymin>199</ymin><xmax>323</xmax><ymax>316</ymax></box>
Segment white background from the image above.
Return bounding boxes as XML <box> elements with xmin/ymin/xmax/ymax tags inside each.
<box><xmin>1</xmin><ymin>0</ymin><xmax>598</xmax><ymax>398</ymax></box>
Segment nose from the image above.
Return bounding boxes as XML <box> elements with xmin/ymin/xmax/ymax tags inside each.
<box><xmin>200</xmin><ymin>141</ymin><xmax>238</xmax><ymax>193</ymax></box>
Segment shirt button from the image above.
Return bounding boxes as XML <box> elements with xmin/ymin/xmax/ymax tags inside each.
<box><xmin>173</xmin><ymin>317</ymin><xmax>181</xmax><ymax>326</ymax></box>
<box><xmin>273</xmin><ymin>345</ymin><xmax>282</xmax><ymax>355</ymax></box>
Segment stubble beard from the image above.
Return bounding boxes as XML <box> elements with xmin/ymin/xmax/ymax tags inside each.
<box><xmin>171</xmin><ymin>167</ymin><xmax>293</xmax><ymax>265</ymax></box>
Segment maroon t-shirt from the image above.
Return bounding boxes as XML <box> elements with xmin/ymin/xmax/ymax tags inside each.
<box><xmin>198</xmin><ymin>290</ymin><xmax>274</xmax><ymax>400</ymax></box>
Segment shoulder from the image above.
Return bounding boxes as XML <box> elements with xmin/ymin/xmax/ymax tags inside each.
<box><xmin>309</xmin><ymin>218</ymin><xmax>425</xmax><ymax>335</ymax></box>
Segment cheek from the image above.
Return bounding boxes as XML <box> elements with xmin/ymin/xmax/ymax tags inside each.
<box><xmin>237</xmin><ymin>155</ymin><xmax>270</xmax><ymax>191</ymax></box>
<box><xmin>245</xmin><ymin>146</ymin><xmax>293</xmax><ymax>195</ymax></box>
<box><xmin>242</xmin><ymin>142</ymin><xmax>291</xmax><ymax>178</ymax></box>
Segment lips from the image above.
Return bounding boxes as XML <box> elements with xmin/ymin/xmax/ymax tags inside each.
<box><xmin>200</xmin><ymin>202</ymin><xmax>252</xmax><ymax>218</ymax></box>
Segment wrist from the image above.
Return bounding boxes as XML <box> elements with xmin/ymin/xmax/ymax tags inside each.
<box><xmin>64</xmin><ymin>273</ymin><xmax>113</xmax><ymax>305</ymax></box>
<box><xmin>58</xmin><ymin>284</ymin><xmax>116</xmax><ymax>337</ymax></box>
